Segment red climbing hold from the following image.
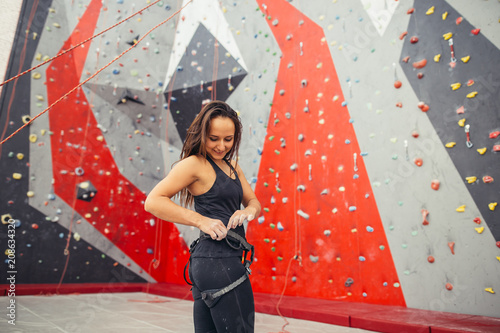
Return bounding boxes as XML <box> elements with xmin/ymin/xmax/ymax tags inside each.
<box><xmin>414</xmin><ymin>157</ymin><xmax>423</xmax><ymax>167</ymax></box>
<box><xmin>446</xmin><ymin>283</ymin><xmax>453</xmax><ymax>291</ymax></box>
<box><xmin>431</xmin><ymin>179</ymin><xmax>440</xmax><ymax>191</ymax></box>
<box><xmin>493</xmin><ymin>145</ymin><xmax>500</xmax><ymax>152</ymax></box>
<box><xmin>456</xmin><ymin>17</ymin><xmax>463</xmax><ymax>25</ymax></box>
<box><xmin>471</xmin><ymin>28</ymin><xmax>480</xmax><ymax>35</ymax></box>
<box><xmin>407</xmin><ymin>8</ymin><xmax>414</xmax><ymax>14</ymax></box>
<box><xmin>413</xmin><ymin>59</ymin><xmax>427</xmax><ymax>69</ymax></box>
<box><xmin>402</xmin><ymin>56</ymin><xmax>410</xmax><ymax>63</ymax></box>
<box><xmin>410</xmin><ymin>36</ymin><xmax>419</xmax><ymax>44</ymax></box>
<box><xmin>448</xmin><ymin>242</ymin><xmax>455</xmax><ymax>255</ymax></box>
<box><xmin>497</xmin><ymin>241</ymin><xmax>500</xmax><ymax>248</ymax></box>
<box><xmin>411</xmin><ymin>130</ymin><xmax>419</xmax><ymax>138</ymax></box>
<box><xmin>482</xmin><ymin>176</ymin><xmax>494</xmax><ymax>183</ymax></box>
<box><xmin>489</xmin><ymin>131</ymin><xmax>500</xmax><ymax>139</ymax></box>
<box><xmin>399</xmin><ymin>31</ymin><xmax>408</xmax><ymax>40</ymax></box>
<box><xmin>421</xmin><ymin>209</ymin><xmax>429</xmax><ymax>225</ymax></box>
<box><xmin>394</xmin><ymin>80</ymin><xmax>402</xmax><ymax>89</ymax></box>
<box><xmin>32</xmin><ymin>223</ymin><xmax>39</xmax><ymax>229</ymax></box>
<box><xmin>473</xmin><ymin>217</ymin><xmax>481</xmax><ymax>224</ymax></box>
<box><xmin>417</xmin><ymin>72</ymin><xmax>424</xmax><ymax>79</ymax></box>
<box><xmin>427</xmin><ymin>256</ymin><xmax>435</xmax><ymax>263</ymax></box>
<box><xmin>418</xmin><ymin>102</ymin><xmax>430</xmax><ymax>112</ymax></box>
<box><xmin>396</xmin><ymin>102</ymin><xmax>403</xmax><ymax>108</ymax></box>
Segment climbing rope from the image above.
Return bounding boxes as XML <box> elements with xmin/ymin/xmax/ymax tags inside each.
<box><xmin>0</xmin><ymin>0</ymin><xmax>193</xmax><ymax>146</ymax></box>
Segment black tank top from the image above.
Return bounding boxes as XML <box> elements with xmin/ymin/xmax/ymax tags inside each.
<box><xmin>191</xmin><ymin>156</ymin><xmax>245</xmax><ymax>258</ymax></box>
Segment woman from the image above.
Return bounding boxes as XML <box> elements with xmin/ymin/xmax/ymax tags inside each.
<box><xmin>145</xmin><ymin>100</ymin><xmax>261</xmax><ymax>332</ymax></box>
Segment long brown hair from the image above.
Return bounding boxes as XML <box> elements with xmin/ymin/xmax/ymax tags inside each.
<box><xmin>176</xmin><ymin>100</ymin><xmax>242</xmax><ymax>207</ymax></box>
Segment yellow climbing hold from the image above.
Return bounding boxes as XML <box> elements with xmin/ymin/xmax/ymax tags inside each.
<box><xmin>443</xmin><ymin>32</ymin><xmax>453</xmax><ymax>40</ymax></box>
<box><xmin>458</xmin><ymin>118</ymin><xmax>466</xmax><ymax>127</ymax></box>
<box><xmin>16</xmin><ymin>153</ymin><xmax>24</xmax><ymax>160</ymax></box>
<box><xmin>445</xmin><ymin>142</ymin><xmax>456</xmax><ymax>148</ymax></box>
<box><xmin>434</xmin><ymin>54</ymin><xmax>441</xmax><ymax>62</ymax></box>
<box><xmin>489</xmin><ymin>202</ymin><xmax>498</xmax><ymax>211</ymax></box>
<box><xmin>451</xmin><ymin>83</ymin><xmax>461</xmax><ymax>90</ymax></box>
<box><xmin>461</xmin><ymin>55</ymin><xmax>470</xmax><ymax>63</ymax></box>
<box><xmin>485</xmin><ymin>288</ymin><xmax>495</xmax><ymax>294</ymax></box>
<box><xmin>74</xmin><ymin>232</ymin><xmax>81</xmax><ymax>241</ymax></box>
<box><xmin>467</xmin><ymin>91</ymin><xmax>478</xmax><ymax>98</ymax></box>
<box><xmin>426</xmin><ymin>6</ymin><xmax>435</xmax><ymax>15</ymax></box>
<box><xmin>32</xmin><ymin>72</ymin><xmax>42</xmax><ymax>79</ymax></box>
<box><xmin>442</xmin><ymin>12</ymin><xmax>448</xmax><ymax>20</ymax></box>
<box><xmin>27</xmin><ymin>191</ymin><xmax>35</xmax><ymax>198</ymax></box>
<box><xmin>477</xmin><ymin>147</ymin><xmax>487</xmax><ymax>155</ymax></box>
<box><xmin>35</xmin><ymin>53</ymin><xmax>42</xmax><ymax>61</ymax></box>
<box><xmin>497</xmin><ymin>257</ymin><xmax>500</xmax><ymax>262</ymax></box>
<box><xmin>29</xmin><ymin>134</ymin><xmax>38</xmax><ymax>143</ymax></box>
<box><xmin>456</xmin><ymin>205</ymin><xmax>466</xmax><ymax>212</ymax></box>
<box><xmin>466</xmin><ymin>176</ymin><xmax>477</xmax><ymax>183</ymax></box>
<box><xmin>475</xmin><ymin>226</ymin><xmax>484</xmax><ymax>234</ymax></box>
<box><xmin>41</xmin><ymin>129</ymin><xmax>47</xmax><ymax>135</ymax></box>
<box><xmin>13</xmin><ymin>173</ymin><xmax>22</xmax><ymax>180</ymax></box>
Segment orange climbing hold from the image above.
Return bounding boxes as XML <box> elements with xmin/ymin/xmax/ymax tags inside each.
<box><xmin>448</xmin><ymin>242</ymin><xmax>455</xmax><ymax>255</ymax></box>
<box><xmin>421</xmin><ymin>209</ymin><xmax>429</xmax><ymax>225</ymax></box>
<box><xmin>412</xmin><ymin>59</ymin><xmax>427</xmax><ymax>69</ymax></box>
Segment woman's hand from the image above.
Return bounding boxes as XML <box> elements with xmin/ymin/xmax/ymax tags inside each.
<box><xmin>199</xmin><ymin>218</ymin><xmax>228</xmax><ymax>241</ymax></box>
<box><xmin>227</xmin><ymin>209</ymin><xmax>255</xmax><ymax>229</ymax></box>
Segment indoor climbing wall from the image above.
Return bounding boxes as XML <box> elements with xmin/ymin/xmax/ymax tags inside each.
<box><xmin>0</xmin><ymin>0</ymin><xmax>499</xmax><ymax>318</ymax></box>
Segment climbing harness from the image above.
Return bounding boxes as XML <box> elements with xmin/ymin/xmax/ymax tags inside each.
<box><xmin>183</xmin><ymin>230</ymin><xmax>254</xmax><ymax>308</ymax></box>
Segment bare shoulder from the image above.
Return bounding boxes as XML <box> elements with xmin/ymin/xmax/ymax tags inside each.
<box><xmin>174</xmin><ymin>155</ymin><xmax>204</xmax><ymax>169</ymax></box>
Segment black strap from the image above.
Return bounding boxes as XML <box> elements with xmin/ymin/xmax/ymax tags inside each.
<box><xmin>201</xmin><ymin>272</ymin><xmax>249</xmax><ymax>308</ymax></box>
<box><xmin>183</xmin><ymin>230</ymin><xmax>255</xmax><ymax>286</ymax></box>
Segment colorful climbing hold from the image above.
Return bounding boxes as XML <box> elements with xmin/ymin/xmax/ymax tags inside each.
<box><xmin>412</xmin><ymin>59</ymin><xmax>427</xmax><ymax>69</ymax></box>
<box><xmin>466</xmin><ymin>176</ymin><xmax>477</xmax><ymax>184</ymax></box>
<box><xmin>456</xmin><ymin>205</ymin><xmax>466</xmax><ymax>213</ymax></box>
<box><xmin>477</xmin><ymin>148</ymin><xmax>487</xmax><ymax>155</ymax></box>
<box><xmin>448</xmin><ymin>242</ymin><xmax>455</xmax><ymax>255</ymax></box>
<box><xmin>489</xmin><ymin>202</ymin><xmax>498</xmax><ymax>211</ymax></box>
<box><xmin>431</xmin><ymin>179</ymin><xmax>440</xmax><ymax>191</ymax></box>
<box><xmin>445</xmin><ymin>142</ymin><xmax>456</xmax><ymax>148</ymax></box>
<box><xmin>482</xmin><ymin>176</ymin><xmax>494</xmax><ymax>183</ymax></box>
<box><xmin>445</xmin><ymin>283</ymin><xmax>453</xmax><ymax>290</ymax></box>
<box><xmin>475</xmin><ymin>227</ymin><xmax>484</xmax><ymax>234</ymax></box>
<box><xmin>421</xmin><ymin>209</ymin><xmax>430</xmax><ymax>225</ymax></box>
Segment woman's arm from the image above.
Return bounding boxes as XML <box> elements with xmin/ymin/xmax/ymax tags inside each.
<box><xmin>227</xmin><ymin>163</ymin><xmax>262</xmax><ymax>229</ymax></box>
<box><xmin>144</xmin><ymin>156</ymin><xmax>228</xmax><ymax>240</ymax></box>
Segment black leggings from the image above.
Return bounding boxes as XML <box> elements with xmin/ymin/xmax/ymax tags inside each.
<box><xmin>189</xmin><ymin>256</ymin><xmax>255</xmax><ymax>333</ymax></box>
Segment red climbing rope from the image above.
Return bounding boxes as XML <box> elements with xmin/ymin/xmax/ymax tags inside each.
<box><xmin>0</xmin><ymin>0</ymin><xmax>163</xmax><ymax>89</ymax></box>
<box><xmin>0</xmin><ymin>0</ymin><xmax>193</xmax><ymax>146</ymax></box>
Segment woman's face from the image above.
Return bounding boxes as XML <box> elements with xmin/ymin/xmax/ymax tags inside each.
<box><xmin>206</xmin><ymin>116</ymin><xmax>235</xmax><ymax>161</ymax></box>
